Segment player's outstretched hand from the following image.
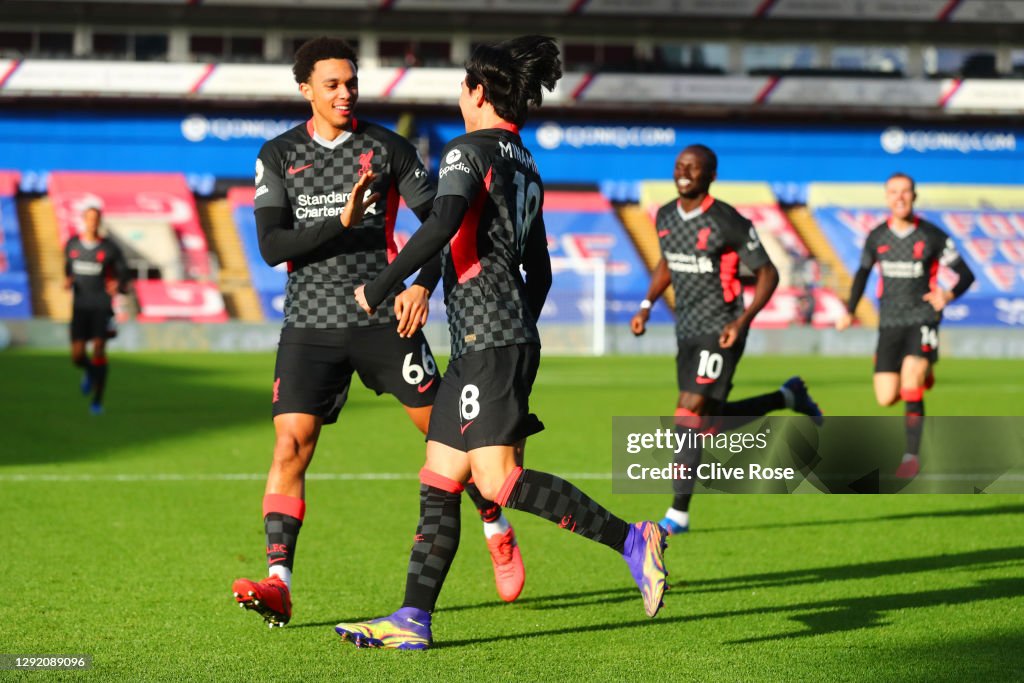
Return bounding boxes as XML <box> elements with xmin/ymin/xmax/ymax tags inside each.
<box><xmin>923</xmin><ymin>287</ymin><xmax>953</xmax><ymax>312</ymax></box>
<box><xmin>835</xmin><ymin>311</ymin><xmax>853</xmax><ymax>331</ymax></box>
<box><xmin>354</xmin><ymin>284</ymin><xmax>375</xmax><ymax>315</ymax></box>
<box><xmin>719</xmin><ymin>319</ymin><xmax>744</xmax><ymax>348</ymax></box>
<box><xmin>630</xmin><ymin>310</ymin><xmax>648</xmax><ymax>336</ymax></box>
<box><xmin>340</xmin><ymin>171</ymin><xmax>380</xmax><ymax>229</ymax></box>
<box><xmin>395</xmin><ymin>285</ymin><xmax>430</xmax><ymax>338</ymax></box>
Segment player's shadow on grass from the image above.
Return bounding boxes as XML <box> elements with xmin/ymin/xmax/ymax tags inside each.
<box><xmin>0</xmin><ymin>353</ymin><xmax>384</xmax><ymax>466</ymax></box>
<box><xmin>686</xmin><ymin>545</ymin><xmax>1024</xmax><ymax>596</ymax></box>
<box><xmin>430</xmin><ymin>576</ymin><xmax>1024</xmax><ymax>653</ymax></box>
<box><xmin>697</xmin><ymin>502</ymin><xmax>1024</xmax><ymax>534</ymax></box>
<box><xmin>303</xmin><ymin>544</ymin><xmax>1024</xmax><ymax>630</ymax></box>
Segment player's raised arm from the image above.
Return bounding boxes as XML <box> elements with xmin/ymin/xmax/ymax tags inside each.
<box><xmin>253</xmin><ymin>145</ymin><xmax>377</xmax><ymax>267</ymax></box>
<box><xmin>632</xmin><ymin>258</ymin><xmax>671</xmax><ymax>336</ymax></box>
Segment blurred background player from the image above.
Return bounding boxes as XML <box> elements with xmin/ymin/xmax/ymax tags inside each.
<box><xmin>231</xmin><ymin>37</ymin><xmax>524</xmax><ymax>629</ymax></box>
<box><xmin>64</xmin><ymin>200</ymin><xmax>130</xmax><ymax>415</ymax></box>
<box><xmin>337</xmin><ymin>35</ymin><xmax>668</xmax><ymax>651</ymax></box>
<box><xmin>836</xmin><ymin>172</ymin><xmax>975</xmax><ymax>478</ymax></box>
<box><xmin>631</xmin><ymin>144</ymin><xmax>823</xmax><ymax>535</ymax></box>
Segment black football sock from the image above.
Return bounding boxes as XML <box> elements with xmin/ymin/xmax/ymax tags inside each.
<box><xmin>901</xmin><ymin>388</ymin><xmax>925</xmax><ymax>456</ymax></box>
<box><xmin>722</xmin><ymin>391</ymin><xmax>785</xmax><ymax>424</ymax></box>
<box><xmin>403</xmin><ymin>469</ymin><xmax>462</xmax><ymax>613</ymax></box>
<box><xmin>91</xmin><ymin>358</ymin><xmax>109</xmax><ymax>405</ymax></box>
<box><xmin>464</xmin><ymin>480</ymin><xmax>502</xmax><ymax>523</ymax></box>
<box><xmin>671</xmin><ymin>411</ymin><xmax>705</xmax><ymax>513</ymax></box>
<box><xmin>263</xmin><ymin>494</ymin><xmax>305</xmax><ymax>573</ymax></box>
<box><xmin>495</xmin><ymin>468</ymin><xmax>629</xmax><ymax>553</ymax></box>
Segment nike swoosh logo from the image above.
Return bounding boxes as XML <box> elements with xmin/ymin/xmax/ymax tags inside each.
<box><xmin>658</xmin><ymin>229</ymin><xmax>670</xmax><ymax>237</ymax></box>
<box><xmin>460</xmin><ymin>420</ymin><xmax>475</xmax><ymax>434</ymax></box>
<box><xmin>696</xmin><ymin>376</ymin><xmax>716</xmax><ymax>384</ymax></box>
<box><xmin>417</xmin><ymin>377</ymin><xmax>435</xmax><ymax>393</ymax></box>
<box><xmin>268</xmin><ymin>557</ymin><xmax>288</xmax><ymax>564</ymax></box>
<box><xmin>288</xmin><ymin>163</ymin><xmax>313</xmax><ymax>175</ymax></box>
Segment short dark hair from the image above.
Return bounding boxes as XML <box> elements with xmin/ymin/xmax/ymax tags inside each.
<box><xmin>465</xmin><ymin>35</ymin><xmax>562</xmax><ymax>127</ymax></box>
<box><xmin>886</xmin><ymin>172</ymin><xmax>916</xmax><ymax>193</ymax></box>
<box><xmin>684</xmin><ymin>144</ymin><xmax>718</xmax><ymax>175</ymax></box>
<box><xmin>292</xmin><ymin>37</ymin><xmax>358</xmax><ymax>84</ymax></box>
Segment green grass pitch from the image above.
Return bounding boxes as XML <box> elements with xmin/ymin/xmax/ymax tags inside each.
<box><xmin>2</xmin><ymin>351</ymin><xmax>1022</xmax><ymax>681</ymax></box>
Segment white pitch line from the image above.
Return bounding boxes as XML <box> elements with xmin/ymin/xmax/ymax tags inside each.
<box><xmin>0</xmin><ymin>472</ymin><xmax>614</xmax><ymax>483</ymax></box>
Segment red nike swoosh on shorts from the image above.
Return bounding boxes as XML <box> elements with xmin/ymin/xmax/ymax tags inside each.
<box><xmin>460</xmin><ymin>420</ymin><xmax>475</xmax><ymax>434</ymax></box>
<box><xmin>287</xmin><ymin>163</ymin><xmax>313</xmax><ymax>175</ymax></box>
<box><xmin>696</xmin><ymin>376</ymin><xmax>716</xmax><ymax>384</ymax></box>
<box><xmin>417</xmin><ymin>377</ymin><xmax>435</xmax><ymax>393</ymax></box>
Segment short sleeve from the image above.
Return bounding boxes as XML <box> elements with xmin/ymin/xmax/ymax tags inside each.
<box><xmin>722</xmin><ymin>214</ymin><xmax>771</xmax><ymax>270</ymax></box>
<box><xmin>435</xmin><ymin>142</ymin><xmax>486</xmax><ymax>202</ymax></box>
<box><xmin>392</xmin><ymin>139</ymin><xmax>436</xmax><ymax>209</ymax></box>
<box><xmin>254</xmin><ymin>142</ymin><xmax>288</xmax><ymax>211</ymax></box>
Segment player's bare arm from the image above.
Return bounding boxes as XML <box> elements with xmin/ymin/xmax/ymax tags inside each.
<box><xmin>720</xmin><ymin>262</ymin><xmax>778</xmax><ymax>348</ymax></box>
<box><xmin>632</xmin><ymin>258</ymin><xmax>671</xmax><ymax>336</ymax></box>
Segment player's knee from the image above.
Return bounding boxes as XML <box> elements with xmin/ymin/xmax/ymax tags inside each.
<box><xmin>272</xmin><ymin>432</ymin><xmax>315</xmax><ymax>471</ymax></box>
<box><xmin>468</xmin><ymin>469</ymin><xmax>506</xmax><ymax>502</ymax></box>
<box><xmin>876</xmin><ymin>393</ymin><xmax>899</xmax><ymax>407</ymax></box>
<box><xmin>678</xmin><ymin>393</ymin><xmax>708</xmax><ymax>416</ymax></box>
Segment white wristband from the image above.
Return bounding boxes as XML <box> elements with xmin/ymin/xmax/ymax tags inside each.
<box><xmin>639</xmin><ymin>299</ymin><xmax>652</xmax><ymax>310</ymax></box>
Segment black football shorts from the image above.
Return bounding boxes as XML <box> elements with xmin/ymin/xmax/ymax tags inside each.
<box><xmin>426</xmin><ymin>343</ymin><xmax>544</xmax><ymax>452</ymax></box>
<box><xmin>70</xmin><ymin>308</ymin><xmax>114</xmax><ymax>342</ymax></box>
<box><xmin>875</xmin><ymin>323</ymin><xmax>940</xmax><ymax>373</ymax></box>
<box><xmin>675</xmin><ymin>332</ymin><xmax>746</xmax><ymax>402</ymax></box>
<box><xmin>272</xmin><ymin>324</ymin><xmax>439</xmax><ymax>424</ymax></box>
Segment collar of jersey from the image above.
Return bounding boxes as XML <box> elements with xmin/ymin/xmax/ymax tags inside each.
<box><xmin>307</xmin><ymin>117</ymin><xmax>357</xmax><ymax>149</ymax></box>
<box><xmin>886</xmin><ymin>216</ymin><xmax>919</xmax><ymax>238</ymax></box>
<box><xmin>489</xmin><ymin>121</ymin><xmax>520</xmax><ymax>135</ymax></box>
<box><xmin>676</xmin><ymin>194</ymin><xmax>715</xmax><ymax>221</ymax></box>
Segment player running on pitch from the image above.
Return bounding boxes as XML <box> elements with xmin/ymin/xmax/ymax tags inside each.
<box><xmin>836</xmin><ymin>172</ymin><xmax>974</xmax><ymax>478</ymax></box>
<box><xmin>336</xmin><ymin>35</ymin><xmax>668</xmax><ymax>650</ymax></box>
<box><xmin>64</xmin><ymin>200</ymin><xmax>131</xmax><ymax>416</ymax></box>
<box><xmin>631</xmin><ymin>144</ymin><xmax>822</xmax><ymax>535</ymax></box>
<box><xmin>231</xmin><ymin>37</ymin><xmax>525</xmax><ymax>629</ymax></box>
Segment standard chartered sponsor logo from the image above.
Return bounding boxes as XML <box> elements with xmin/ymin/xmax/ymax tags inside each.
<box><xmin>881</xmin><ymin>126</ymin><xmax>1017</xmax><ymax>154</ymax></box>
<box><xmin>181</xmin><ymin>115</ymin><xmax>302</xmax><ymax>143</ymax></box>
<box><xmin>880</xmin><ymin>261</ymin><xmax>924</xmax><ymax>278</ymax></box>
<box><xmin>535</xmin><ymin>121</ymin><xmax>676</xmax><ymax>150</ymax></box>
<box><xmin>294</xmin><ymin>190</ymin><xmax>376</xmax><ymax>219</ymax></box>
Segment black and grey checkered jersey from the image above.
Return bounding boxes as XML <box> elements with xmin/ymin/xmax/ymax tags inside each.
<box><xmin>655</xmin><ymin>196</ymin><xmax>771</xmax><ymax>339</ymax></box>
<box><xmin>434</xmin><ymin>125</ymin><xmax>544</xmax><ymax>359</ymax></box>
<box><xmin>254</xmin><ymin>118</ymin><xmax>434</xmax><ymax>328</ymax></box>
<box><xmin>64</xmin><ymin>236</ymin><xmax>129</xmax><ymax>311</ymax></box>
<box><xmin>858</xmin><ymin>218</ymin><xmax>963</xmax><ymax>328</ymax></box>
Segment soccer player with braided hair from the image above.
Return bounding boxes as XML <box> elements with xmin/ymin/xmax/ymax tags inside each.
<box><xmin>335</xmin><ymin>35</ymin><xmax>670</xmax><ymax>650</ymax></box>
